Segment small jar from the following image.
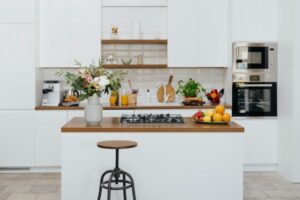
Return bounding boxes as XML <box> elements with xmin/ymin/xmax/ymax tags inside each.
<box><xmin>128</xmin><ymin>93</ymin><xmax>137</xmax><ymax>104</ymax></box>
<box><xmin>111</xmin><ymin>26</ymin><xmax>119</xmax><ymax>40</ymax></box>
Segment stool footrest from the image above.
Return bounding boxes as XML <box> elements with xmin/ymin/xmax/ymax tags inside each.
<box><xmin>102</xmin><ymin>180</ymin><xmax>133</xmax><ymax>190</ymax></box>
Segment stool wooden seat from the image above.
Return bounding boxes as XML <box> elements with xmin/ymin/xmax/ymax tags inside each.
<box><xmin>97</xmin><ymin>140</ymin><xmax>137</xmax><ymax>149</ymax></box>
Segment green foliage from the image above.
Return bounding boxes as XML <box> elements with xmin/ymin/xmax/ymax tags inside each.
<box><xmin>107</xmin><ymin>70</ymin><xmax>128</xmax><ymax>91</ymax></box>
<box><xmin>176</xmin><ymin>78</ymin><xmax>206</xmax><ymax>97</ymax></box>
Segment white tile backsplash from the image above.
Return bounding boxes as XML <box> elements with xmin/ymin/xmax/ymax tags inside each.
<box><xmin>39</xmin><ymin>67</ymin><xmax>228</xmax><ymax>105</ymax></box>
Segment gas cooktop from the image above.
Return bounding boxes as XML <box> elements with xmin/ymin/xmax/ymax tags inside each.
<box><xmin>120</xmin><ymin>113</ymin><xmax>184</xmax><ymax>124</ymax></box>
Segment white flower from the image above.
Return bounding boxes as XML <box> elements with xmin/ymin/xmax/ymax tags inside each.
<box><xmin>93</xmin><ymin>77</ymin><xmax>100</xmax><ymax>82</ymax></box>
<box><xmin>79</xmin><ymin>69</ymin><xmax>85</xmax><ymax>74</ymax></box>
<box><xmin>99</xmin><ymin>75</ymin><xmax>110</xmax><ymax>87</ymax></box>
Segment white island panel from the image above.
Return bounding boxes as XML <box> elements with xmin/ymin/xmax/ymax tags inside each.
<box><xmin>62</xmin><ymin>132</ymin><xmax>243</xmax><ymax>200</ymax></box>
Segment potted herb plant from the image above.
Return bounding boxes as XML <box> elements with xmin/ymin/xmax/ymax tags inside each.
<box><xmin>176</xmin><ymin>78</ymin><xmax>206</xmax><ymax>99</ymax></box>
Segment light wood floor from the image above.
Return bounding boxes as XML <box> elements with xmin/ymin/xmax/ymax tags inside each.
<box><xmin>0</xmin><ymin>172</ymin><xmax>299</xmax><ymax>200</ymax></box>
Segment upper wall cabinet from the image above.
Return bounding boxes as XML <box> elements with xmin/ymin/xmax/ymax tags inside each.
<box><xmin>70</xmin><ymin>0</ymin><xmax>101</xmax><ymax>66</ymax></box>
<box><xmin>231</xmin><ymin>0</ymin><xmax>278</xmax><ymax>41</ymax></box>
<box><xmin>168</xmin><ymin>0</ymin><xmax>198</xmax><ymax>67</ymax></box>
<box><xmin>39</xmin><ymin>0</ymin><xmax>70</xmax><ymax>67</ymax></box>
<box><xmin>0</xmin><ymin>24</ymin><xmax>35</xmax><ymax>109</ymax></box>
<box><xmin>102</xmin><ymin>0</ymin><xmax>167</xmax><ymax>7</ymax></box>
<box><xmin>198</xmin><ymin>0</ymin><xmax>228</xmax><ymax>67</ymax></box>
<box><xmin>168</xmin><ymin>0</ymin><xmax>228</xmax><ymax>67</ymax></box>
<box><xmin>0</xmin><ymin>0</ymin><xmax>36</xmax><ymax>23</ymax></box>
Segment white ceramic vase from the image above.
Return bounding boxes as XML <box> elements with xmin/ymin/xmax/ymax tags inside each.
<box><xmin>84</xmin><ymin>94</ymin><xmax>103</xmax><ymax>125</ymax></box>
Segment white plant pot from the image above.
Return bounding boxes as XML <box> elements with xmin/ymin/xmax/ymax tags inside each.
<box><xmin>84</xmin><ymin>94</ymin><xmax>103</xmax><ymax>125</ymax></box>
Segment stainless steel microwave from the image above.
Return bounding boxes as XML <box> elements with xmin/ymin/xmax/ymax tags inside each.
<box><xmin>233</xmin><ymin>42</ymin><xmax>277</xmax><ymax>82</ymax></box>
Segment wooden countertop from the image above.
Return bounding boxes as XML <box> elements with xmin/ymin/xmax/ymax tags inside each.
<box><xmin>61</xmin><ymin>117</ymin><xmax>244</xmax><ymax>133</ymax></box>
<box><xmin>36</xmin><ymin>104</ymin><xmax>232</xmax><ymax>111</ymax></box>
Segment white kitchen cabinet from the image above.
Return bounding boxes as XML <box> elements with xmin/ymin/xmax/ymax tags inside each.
<box><xmin>231</xmin><ymin>0</ymin><xmax>278</xmax><ymax>41</ymax></box>
<box><xmin>198</xmin><ymin>0</ymin><xmax>228</xmax><ymax>67</ymax></box>
<box><xmin>0</xmin><ymin>0</ymin><xmax>36</xmax><ymax>23</ymax></box>
<box><xmin>168</xmin><ymin>0</ymin><xmax>198</xmax><ymax>67</ymax></box>
<box><xmin>35</xmin><ymin>111</ymin><xmax>67</xmax><ymax>166</ymax></box>
<box><xmin>0</xmin><ymin>24</ymin><xmax>35</xmax><ymax>109</ymax></box>
<box><xmin>70</xmin><ymin>0</ymin><xmax>101</xmax><ymax>65</ymax></box>
<box><xmin>168</xmin><ymin>0</ymin><xmax>228</xmax><ymax>67</ymax></box>
<box><xmin>0</xmin><ymin>111</ymin><xmax>35</xmax><ymax>167</ymax></box>
<box><xmin>39</xmin><ymin>0</ymin><xmax>70</xmax><ymax>67</ymax></box>
<box><xmin>234</xmin><ymin>118</ymin><xmax>277</xmax><ymax>168</ymax></box>
<box><xmin>67</xmin><ymin>111</ymin><xmax>84</xmax><ymax>121</ymax></box>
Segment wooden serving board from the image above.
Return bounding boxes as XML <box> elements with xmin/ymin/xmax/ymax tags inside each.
<box><xmin>156</xmin><ymin>75</ymin><xmax>176</xmax><ymax>102</ymax></box>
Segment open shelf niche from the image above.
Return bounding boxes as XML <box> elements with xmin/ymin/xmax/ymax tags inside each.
<box><xmin>101</xmin><ymin>5</ymin><xmax>168</xmax><ymax>69</ymax></box>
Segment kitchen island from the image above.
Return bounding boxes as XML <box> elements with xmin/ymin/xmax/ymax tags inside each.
<box><xmin>61</xmin><ymin>117</ymin><xmax>244</xmax><ymax>200</ymax></box>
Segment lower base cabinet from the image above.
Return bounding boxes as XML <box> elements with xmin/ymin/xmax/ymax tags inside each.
<box><xmin>35</xmin><ymin>111</ymin><xmax>67</xmax><ymax>167</ymax></box>
<box><xmin>0</xmin><ymin>111</ymin><xmax>35</xmax><ymax>167</ymax></box>
<box><xmin>234</xmin><ymin>118</ymin><xmax>278</xmax><ymax>166</ymax></box>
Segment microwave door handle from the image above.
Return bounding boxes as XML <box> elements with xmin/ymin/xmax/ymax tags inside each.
<box><xmin>238</xmin><ymin>84</ymin><xmax>273</xmax><ymax>88</ymax></box>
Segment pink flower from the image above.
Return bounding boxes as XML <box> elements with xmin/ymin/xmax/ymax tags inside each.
<box><xmin>85</xmin><ymin>75</ymin><xmax>93</xmax><ymax>83</ymax></box>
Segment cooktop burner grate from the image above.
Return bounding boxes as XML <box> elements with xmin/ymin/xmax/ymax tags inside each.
<box><xmin>120</xmin><ymin>113</ymin><xmax>184</xmax><ymax>124</ymax></box>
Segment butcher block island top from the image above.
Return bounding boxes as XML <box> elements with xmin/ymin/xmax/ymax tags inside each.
<box><xmin>61</xmin><ymin>117</ymin><xmax>244</xmax><ymax>133</ymax></box>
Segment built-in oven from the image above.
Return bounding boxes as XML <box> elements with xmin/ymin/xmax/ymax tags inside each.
<box><xmin>232</xmin><ymin>82</ymin><xmax>277</xmax><ymax>117</ymax></box>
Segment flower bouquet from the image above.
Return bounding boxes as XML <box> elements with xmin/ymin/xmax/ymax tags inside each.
<box><xmin>58</xmin><ymin>60</ymin><xmax>127</xmax><ymax>124</ymax></box>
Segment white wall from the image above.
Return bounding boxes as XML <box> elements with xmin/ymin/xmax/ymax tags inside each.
<box><xmin>278</xmin><ymin>0</ymin><xmax>300</xmax><ymax>182</ymax></box>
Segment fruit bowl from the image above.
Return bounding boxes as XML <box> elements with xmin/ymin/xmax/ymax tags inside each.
<box><xmin>192</xmin><ymin>105</ymin><xmax>231</xmax><ymax>125</ymax></box>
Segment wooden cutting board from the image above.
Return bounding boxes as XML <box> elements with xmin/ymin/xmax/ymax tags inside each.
<box><xmin>156</xmin><ymin>75</ymin><xmax>176</xmax><ymax>102</ymax></box>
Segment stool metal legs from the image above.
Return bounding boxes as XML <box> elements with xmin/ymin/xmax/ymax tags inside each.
<box><xmin>122</xmin><ymin>173</ymin><xmax>127</xmax><ymax>200</ymax></box>
<box><xmin>97</xmin><ymin>170</ymin><xmax>136</xmax><ymax>200</ymax></box>
<box><xmin>97</xmin><ymin>170</ymin><xmax>113</xmax><ymax>200</ymax></box>
<box><xmin>122</xmin><ymin>171</ymin><xmax>136</xmax><ymax>200</ymax></box>
<box><xmin>97</xmin><ymin>149</ymin><xmax>137</xmax><ymax>200</ymax></box>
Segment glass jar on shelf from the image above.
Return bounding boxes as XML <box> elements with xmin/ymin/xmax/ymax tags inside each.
<box><xmin>111</xmin><ymin>26</ymin><xmax>119</xmax><ymax>40</ymax></box>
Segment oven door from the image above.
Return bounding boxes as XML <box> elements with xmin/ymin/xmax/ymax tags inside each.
<box><xmin>232</xmin><ymin>82</ymin><xmax>277</xmax><ymax>116</ymax></box>
<box><xmin>236</xmin><ymin>47</ymin><xmax>269</xmax><ymax>69</ymax></box>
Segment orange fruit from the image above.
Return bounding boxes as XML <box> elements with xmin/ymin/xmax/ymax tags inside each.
<box><xmin>222</xmin><ymin>113</ymin><xmax>231</xmax><ymax>123</ymax></box>
<box><xmin>213</xmin><ymin>113</ymin><xmax>223</xmax><ymax>122</ymax></box>
<box><xmin>215</xmin><ymin>105</ymin><xmax>225</xmax><ymax>114</ymax></box>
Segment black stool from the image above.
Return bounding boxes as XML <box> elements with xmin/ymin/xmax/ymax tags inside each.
<box><xmin>97</xmin><ymin>140</ymin><xmax>137</xmax><ymax>200</ymax></box>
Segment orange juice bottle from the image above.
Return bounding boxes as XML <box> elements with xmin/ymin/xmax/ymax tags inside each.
<box><xmin>120</xmin><ymin>88</ymin><xmax>129</xmax><ymax>106</ymax></box>
<box><xmin>109</xmin><ymin>96</ymin><xmax>117</xmax><ymax>106</ymax></box>
<box><xmin>121</xmin><ymin>94</ymin><xmax>128</xmax><ymax>106</ymax></box>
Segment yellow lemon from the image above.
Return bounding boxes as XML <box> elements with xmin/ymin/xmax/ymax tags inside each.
<box><xmin>203</xmin><ymin>116</ymin><xmax>212</xmax><ymax>122</ymax></box>
<box><xmin>204</xmin><ymin>109</ymin><xmax>215</xmax><ymax>117</ymax></box>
